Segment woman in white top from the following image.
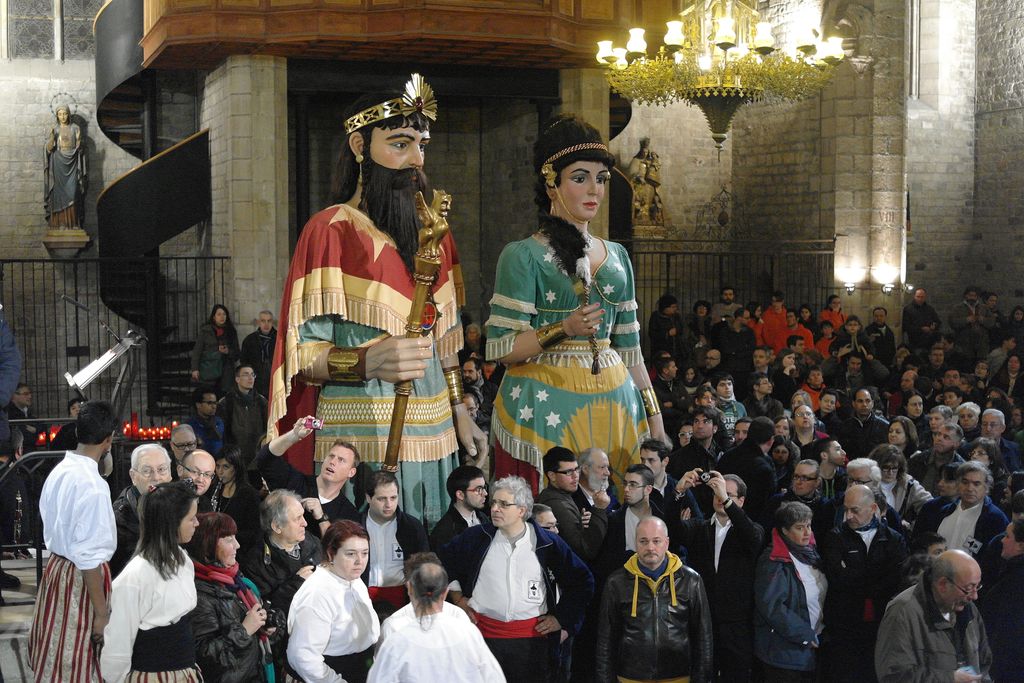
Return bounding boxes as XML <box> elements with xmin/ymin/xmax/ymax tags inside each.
<box><xmin>287</xmin><ymin>520</ymin><xmax>379</xmax><ymax>683</ymax></box>
<box><xmin>102</xmin><ymin>480</ymin><xmax>200</xmax><ymax>683</ymax></box>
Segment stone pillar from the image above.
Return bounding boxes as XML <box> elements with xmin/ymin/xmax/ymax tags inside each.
<box><xmin>558</xmin><ymin>68</ymin><xmax>610</xmax><ymax>238</ymax></box>
<box><xmin>824</xmin><ymin>0</ymin><xmax>908</xmax><ymax>323</ymax></box>
<box><xmin>201</xmin><ymin>55</ymin><xmax>290</xmax><ymax>332</ymax></box>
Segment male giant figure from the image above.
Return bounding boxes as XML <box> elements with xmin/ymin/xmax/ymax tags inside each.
<box><xmin>268</xmin><ymin>74</ymin><xmax>485</xmax><ymax>522</ymax></box>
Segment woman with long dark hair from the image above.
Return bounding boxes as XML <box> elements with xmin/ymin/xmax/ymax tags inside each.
<box><xmin>286</xmin><ymin>520</ymin><xmax>379</xmax><ymax>683</ymax></box>
<box><xmin>990</xmin><ymin>353</ymin><xmax>1024</xmax><ymax>402</ymax></box>
<box><xmin>210</xmin><ymin>445</ymin><xmax>263</xmax><ymax>553</ymax></box>
<box><xmin>887</xmin><ymin>415</ymin><xmax>919</xmax><ymax>458</ymax></box>
<box><xmin>102</xmin><ymin>480</ymin><xmax>201</xmax><ymax>682</ymax></box>
<box><xmin>485</xmin><ymin>115</ymin><xmax>669</xmax><ymax>488</ymax></box>
<box><xmin>191</xmin><ymin>304</ymin><xmax>240</xmax><ymax>394</ymax></box>
<box><xmin>187</xmin><ymin>512</ymin><xmax>277</xmax><ymax>683</ymax></box>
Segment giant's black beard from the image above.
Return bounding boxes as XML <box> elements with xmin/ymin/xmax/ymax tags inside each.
<box><xmin>360</xmin><ymin>158</ymin><xmax>430</xmax><ymax>274</ymax></box>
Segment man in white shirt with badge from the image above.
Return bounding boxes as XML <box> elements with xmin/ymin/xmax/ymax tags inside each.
<box><xmin>917</xmin><ymin>461</ymin><xmax>1009</xmax><ymax>559</ymax></box>
<box><xmin>28</xmin><ymin>400</ymin><xmax>120</xmax><ymax>682</ymax></box>
<box><xmin>361</xmin><ymin>470</ymin><xmax>429</xmax><ymax>618</ymax></box>
<box><xmin>439</xmin><ymin>476</ymin><xmax>593</xmax><ymax>681</ymax></box>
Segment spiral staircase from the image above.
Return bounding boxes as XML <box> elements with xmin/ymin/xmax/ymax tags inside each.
<box><xmin>94</xmin><ymin>0</ymin><xmax>212</xmax><ymax>415</ymax></box>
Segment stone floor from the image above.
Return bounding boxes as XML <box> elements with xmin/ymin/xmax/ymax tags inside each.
<box><xmin>0</xmin><ymin>553</ymin><xmax>42</xmax><ymax>683</ymax></box>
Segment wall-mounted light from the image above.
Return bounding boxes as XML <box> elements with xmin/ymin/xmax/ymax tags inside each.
<box><xmin>904</xmin><ymin>283</ymin><xmax>915</xmax><ymax>293</ymax></box>
<box><xmin>844</xmin><ymin>282</ymin><xmax>857</xmax><ymax>295</ymax></box>
<box><xmin>881</xmin><ymin>283</ymin><xmax>895</xmax><ymax>295</ymax></box>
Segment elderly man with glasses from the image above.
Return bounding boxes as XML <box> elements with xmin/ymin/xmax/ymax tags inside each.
<box><xmin>177</xmin><ymin>448</ymin><xmax>217</xmax><ymax>512</ymax></box>
<box><xmin>439</xmin><ymin>475</ymin><xmax>593</xmax><ymax>682</ymax></box>
<box><xmin>109</xmin><ymin>443</ymin><xmax>174</xmax><ymax>577</ymax></box>
<box><xmin>876</xmin><ymin>549</ymin><xmax>991</xmax><ymax>683</ymax></box>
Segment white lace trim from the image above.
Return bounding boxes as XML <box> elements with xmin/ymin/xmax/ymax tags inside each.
<box><xmin>617</xmin><ymin>300</ymin><xmax>639</xmax><ymax>312</ymax></box>
<box><xmin>611</xmin><ymin>321</ymin><xmax>641</xmax><ymax>335</ymax></box>
<box><xmin>485</xmin><ymin>314</ymin><xmax>533</xmax><ymax>332</ymax></box>
<box><xmin>615</xmin><ymin>346</ymin><xmax>643</xmax><ymax>367</ymax></box>
<box><xmin>489</xmin><ymin>293</ymin><xmax>537</xmax><ymax>315</ymax></box>
<box><xmin>486</xmin><ymin>332</ymin><xmax>517</xmax><ymax>360</ymax></box>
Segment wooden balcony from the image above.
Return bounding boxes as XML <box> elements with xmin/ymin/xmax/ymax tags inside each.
<box><xmin>139</xmin><ymin>0</ymin><xmax>675</xmax><ymax>69</ymax></box>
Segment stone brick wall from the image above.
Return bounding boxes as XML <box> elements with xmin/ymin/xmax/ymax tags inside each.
<box><xmin>609</xmin><ymin>100</ymin><xmax>729</xmax><ymax>238</ymax></box>
<box><xmin>974</xmin><ymin>0</ymin><xmax>1024</xmax><ymax>304</ymax></box>
<box><xmin>199</xmin><ymin>56</ymin><xmax>290</xmax><ymax>334</ymax></box>
<box><xmin>905</xmin><ymin>0</ymin><xmax>979</xmax><ymax>317</ymax></box>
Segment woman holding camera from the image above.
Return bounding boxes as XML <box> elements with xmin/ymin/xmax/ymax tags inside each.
<box><xmin>187</xmin><ymin>512</ymin><xmax>278</xmax><ymax>683</ymax></box>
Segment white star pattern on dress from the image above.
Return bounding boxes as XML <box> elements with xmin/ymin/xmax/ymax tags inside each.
<box><xmin>602</xmin><ymin>283</ymin><xmax>615</xmax><ymax>295</ymax></box>
<box><xmin>545</xmin><ymin>412</ymin><xmax>561</xmax><ymax>427</ymax></box>
<box><xmin>519</xmin><ymin>405</ymin><xmax>534</xmax><ymax>421</ymax></box>
<box><xmin>543</xmin><ymin>251</ymin><xmax>555</xmax><ymax>263</ymax></box>
<box><xmin>536</xmin><ymin>390</ymin><xmax>549</xmax><ymax>402</ymax></box>
<box><xmin>545</xmin><ymin>290</ymin><xmax>556</xmax><ymax>303</ymax></box>
<box><xmin>509</xmin><ymin>386</ymin><xmax>522</xmax><ymax>401</ymax></box>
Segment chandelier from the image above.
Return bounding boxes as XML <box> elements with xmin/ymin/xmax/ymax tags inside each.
<box><xmin>596</xmin><ymin>0</ymin><xmax>845</xmax><ymax>151</ymax></box>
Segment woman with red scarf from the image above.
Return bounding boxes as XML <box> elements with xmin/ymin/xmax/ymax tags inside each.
<box><xmin>187</xmin><ymin>512</ymin><xmax>278</xmax><ymax>683</ymax></box>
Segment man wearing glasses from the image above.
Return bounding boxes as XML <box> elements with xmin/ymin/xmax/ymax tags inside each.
<box><xmin>429</xmin><ymin>465</ymin><xmax>488</xmax><ymax>551</ymax></box>
<box><xmin>439</xmin><ymin>475</ymin><xmax>592</xmax><ymax>681</ymax></box>
<box><xmin>876</xmin><ymin>549</ymin><xmax>991</xmax><ymax>683</ymax></box>
<box><xmin>536</xmin><ymin>446</ymin><xmax>609</xmax><ymax>564</ymax></box>
<box><xmin>186</xmin><ymin>387</ymin><xmax>224</xmax><ymax>456</ymax></box>
<box><xmin>109</xmin><ymin>443</ymin><xmax>173</xmax><ymax>576</ymax></box>
<box><xmin>761</xmin><ymin>459</ymin><xmax>832</xmax><ymax>537</ymax></box>
<box><xmin>176</xmin><ymin>448</ymin><xmax>216</xmax><ymax>512</ymax></box>
<box><xmin>168</xmin><ymin>423</ymin><xmax>197</xmax><ymax>465</ymax></box>
<box><xmin>217</xmin><ymin>363</ymin><xmax>268</xmax><ymax>470</ymax></box>
<box><xmin>915</xmin><ymin>461</ymin><xmax>1009</xmax><ymax>559</ymax></box>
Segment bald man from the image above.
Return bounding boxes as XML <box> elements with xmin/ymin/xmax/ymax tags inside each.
<box><xmin>876</xmin><ymin>550</ymin><xmax>991</xmax><ymax>683</ymax></box>
<box><xmin>178</xmin><ymin>448</ymin><xmax>216</xmax><ymax>511</ymax></box>
<box><xmin>821</xmin><ymin>485</ymin><xmax>908</xmax><ymax>683</ymax></box>
<box><xmin>596</xmin><ymin>517</ymin><xmax>713</xmax><ymax>683</ymax></box>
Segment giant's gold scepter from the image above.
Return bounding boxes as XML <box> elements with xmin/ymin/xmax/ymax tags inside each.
<box><xmin>382</xmin><ymin>189</ymin><xmax>452</xmax><ymax>473</ymax></box>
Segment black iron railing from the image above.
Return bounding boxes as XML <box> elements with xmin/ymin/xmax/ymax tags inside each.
<box><xmin>622</xmin><ymin>239</ymin><xmax>835</xmax><ymax>351</ymax></box>
<box><xmin>0</xmin><ymin>257</ymin><xmax>228</xmax><ymax>422</ymax></box>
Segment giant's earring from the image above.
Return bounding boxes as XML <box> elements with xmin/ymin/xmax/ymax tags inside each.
<box><xmin>541</xmin><ymin>163</ymin><xmax>557</xmax><ymax>189</ymax></box>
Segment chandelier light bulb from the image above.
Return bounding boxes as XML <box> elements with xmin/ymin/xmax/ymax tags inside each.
<box><xmin>596</xmin><ymin>40</ymin><xmax>615</xmax><ymax>64</ymax></box>
<box><xmin>714</xmin><ymin>16</ymin><xmax>737</xmax><ymax>51</ymax></box>
<box><xmin>664</xmin><ymin>21</ymin><xmax>684</xmax><ymax>51</ymax></box>
<box><xmin>698</xmin><ymin>53</ymin><xmax>713</xmax><ymax>71</ymax></box>
<box><xmin>612</xmin><ymin>47</ymin><xmax>628</xmax><ymax>70</ymax></box>
<box><xmin>753</xmin><ymin>21</ymin><xmax>774</xmax><ymax>54</ymax></box>
<box><xmin>626</xmin><ymin>28</ymin><xmax>647</xmax><ymax>61</ymax></box>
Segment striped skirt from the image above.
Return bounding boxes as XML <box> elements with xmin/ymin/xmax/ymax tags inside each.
<box><xmin>28</xmin><ymin>554</ymin><xmax>110</xmax><ymax>683</ymax></box>
<box><xmin>125</xmin><ymin>668</ymin><xmax>203</xmax><ymax>682</ymax></box>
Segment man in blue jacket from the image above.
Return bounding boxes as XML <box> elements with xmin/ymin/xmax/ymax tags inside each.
<box><xmin>438</xmin><ymin>475</ymin><xmax>593</xmax><ymax>682</ymax></box>
<box><xmin>914</xmin><ymin>461</ymin><xmax>1009</xmax><ymax>559</ymax></box>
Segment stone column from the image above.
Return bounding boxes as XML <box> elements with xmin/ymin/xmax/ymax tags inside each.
<box><xmin>201</xmin><ymin>55</ymin><xmax>290</xmax><ymax>334</ymax></box>
<box><xmin>558</xmin><ymin>68</ymin><xmax>610</xmax><ymax>238</ymax></box>
<box><xmin>824</xmin><ymin>0</ymin><xmax>908</xmax><ymax>323</ymax></box>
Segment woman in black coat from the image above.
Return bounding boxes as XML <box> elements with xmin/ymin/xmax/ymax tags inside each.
<box><xmin>191</xmin><ymin>304</ymin><xmax>241</xmax><ymax>395</ymax></box>
<box><xmin>187</xmin><ymin>512</ymin><xmax>278</xmax><ymax>683</ymax></box>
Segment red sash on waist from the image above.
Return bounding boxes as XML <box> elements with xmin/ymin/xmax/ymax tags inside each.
<box><xmin>475</xmin><ymin>613</ymin><xmax>542</xmax><ymax>639</ymax></box>
<box><xmin>368</xmin><ymin>585</ymin><xmax>408</xmax><ymax>609</ymax></box>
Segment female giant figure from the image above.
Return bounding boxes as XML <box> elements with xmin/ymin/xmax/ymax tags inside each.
<box><xmin>486</xmin><ymin>115</ymin><xmax>669</xmax><ymax>489</ymax></box>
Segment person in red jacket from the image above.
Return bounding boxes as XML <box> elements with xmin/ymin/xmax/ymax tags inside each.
<box><xmin>762</xmin><ymin>291</ymin><xmax>790</xmax><ymax>352</ymax></box>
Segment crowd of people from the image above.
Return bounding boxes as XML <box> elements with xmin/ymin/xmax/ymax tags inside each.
<box><xmin>1</xmin><ymin>72</ymin><xmax>1022</xmax><ymax>683</ymax></box>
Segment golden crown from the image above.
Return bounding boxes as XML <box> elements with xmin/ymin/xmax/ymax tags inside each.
<box><xmin>343</xmin><ymin>73</ymin><xmax>438</xmax><ymax>135</ymax></box>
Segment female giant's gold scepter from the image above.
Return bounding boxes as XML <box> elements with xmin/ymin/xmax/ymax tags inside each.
<box><xmin>382</xmin><ymin>189</ymin><xmax>452</xmax><ymax>473</ymax></box>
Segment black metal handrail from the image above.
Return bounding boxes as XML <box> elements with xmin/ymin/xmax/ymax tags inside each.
<box><xmin>0</xmin><ymin>256</ymin><xmax>229</xmax><ymax>422</ymax></box>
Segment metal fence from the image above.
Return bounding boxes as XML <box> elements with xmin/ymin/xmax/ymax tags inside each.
<box><xmin>0</xmin><ymin>257</ymin><xmax>229</xmax><ymax>423</ymax></box>
<box><xmin>623</xmin><ymin>239</ymin><xmax>836</xmax><ymax>350</ymax></box>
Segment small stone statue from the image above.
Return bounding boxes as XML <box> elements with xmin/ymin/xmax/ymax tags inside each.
<box><xmin>627</xmin><ymin>137</ymin><xmax>666</xmax><ymax>226</ymax></box>
<box><xmin>45</xmin><ymin>104</ymin><xmax>87</xmax><ymax>229</ymax></box>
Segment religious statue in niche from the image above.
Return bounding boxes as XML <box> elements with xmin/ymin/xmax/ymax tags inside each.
<box><xmin>627</xmin><ymin>137</ymin><xmax>667</xmax><ymax>226</ymax></box>
<box><xmin>45</xmin><ymin>103</ymin><xmax>87</xmax><ymax>229</ymax></box>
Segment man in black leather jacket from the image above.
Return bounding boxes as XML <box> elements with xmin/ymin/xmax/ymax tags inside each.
<box><xmin>596</xmin><ymin>516</ymin><xmax>713</xmax><ymax>683</ymax></box>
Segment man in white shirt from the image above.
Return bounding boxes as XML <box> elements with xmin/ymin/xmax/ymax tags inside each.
<box><xmin>439</xmin><ymin>476</ymin><xmax>593</xmax><ymax>681</ymax></box>
<box><xmin>28</xmin><ymin>400</ymin><xmax>119</xmax><ymax>683</ymax></box>
<box><xmin>674</xmin><ymin>472</ymin><xmax>764</xmax><ymax>682</ymax></box>
<box><xmin>370</xmin><ymin>552</ymin><xmax>504</xmax><ymax>682</ymax></box>
<box><xmin>361</xmin><ymin>471</ymin><xmax>429</xmax><ymax>618</ymax></box>
<box><xmin>918</xmin><ymin>461</ymin><xmax>1009</xmax><ymax>559</ymax></box>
